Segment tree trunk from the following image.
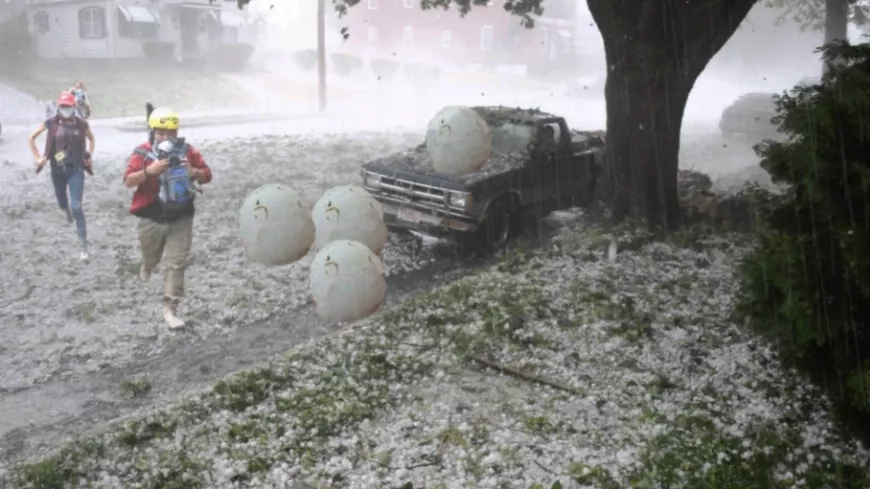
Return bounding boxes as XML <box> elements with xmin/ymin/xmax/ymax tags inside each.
<box><xmin>317</xmin><ymin>0</ymin><xmax>327</xmax><ymax>112</ymax></box>
<box><xmin>602</xmin><ymin>49</ymin><xmax>690</xmax><ymax>230</ymax></box>
<box><xmin>587</xmin><ymin>0</ymin><xmax>758</xmax><ymax>230</ymax></box>
<box><xmin>823</xmin><ymin>0</ymin><xmax>849</xmax><ymax>76</ymax></box>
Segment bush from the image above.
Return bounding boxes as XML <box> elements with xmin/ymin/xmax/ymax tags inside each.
<box><xmin>370</xmin><ymin>58</ymin><xmax>401</xmax><ymax>79</ymax></box>
<box><xmin>737</xmin><ymin>41</ymin><xmax>870</xmax><ymax>421</ymax></box>
<box><xmin>331</xmin><ymin>52</ymin><xmax>363</xmax><ymax>76</ymax></box>
<box><xmin>0</xmin><ymin>12</ymin><xmax>32</xmax><ymax>70</ymax></box>
<box><xmin>141</xmin><ymin>41</ymin><xmax>175</xmax><ymax>63</ymax></box>
<box><xmin>404</xmin><ymin>62</ymin><xmax>441</xmax><ymax>84</ymax></box>
<box><xmin>215</xmin><ymin>43</ymin><xmax>255</xmax><ymax>72</ymax></box>
<box><xmin>292</xmin><ymin>49</ymin><xmax>317</xmax><ymax>71</ymax></box>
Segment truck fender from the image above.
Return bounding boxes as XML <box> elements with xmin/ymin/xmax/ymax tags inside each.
<box><xmin>479</xmin><ymin>191</ymin><xmax>522</xmax><ymax>222</ymax></box>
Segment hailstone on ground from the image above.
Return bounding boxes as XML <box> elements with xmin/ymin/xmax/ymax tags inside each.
<box><xmin>309</xmin><ymin>239</ymin><xmax>387</xmax><ymax>322</ymax></box>
<box><xmin>425</xmin><ymin>105</ymin><xmax>492</xmax><ymax>176</ymax></box>
<box><xmin>239</xmin><ymin>183</ymin><xmax>315</xmax><ymax>266</ymax></box>
<box><xmin>312</xmin><ymin>184</ymin><xmax>388</xmax><ymax>254</ymax></box>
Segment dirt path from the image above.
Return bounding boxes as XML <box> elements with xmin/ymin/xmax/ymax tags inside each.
<box><xmin>0</xmin><ymin>244</ymin><xmax>497</xmax><ymax>468</ymax></box>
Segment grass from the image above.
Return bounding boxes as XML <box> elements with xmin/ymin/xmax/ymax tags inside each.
<box><xmin>119</xmin><ymin>377</ymin><xmax>152</xmax><ymax>398</ymax></box>
<box><xmin>6</xmin><ymin>223</ymin><xmax>870</xmax><ymax>489</ymax></box>
<box><xmin>0</xmin><ymin>66</ymin><xmax>257</xmax><ymax>119</ymax></box>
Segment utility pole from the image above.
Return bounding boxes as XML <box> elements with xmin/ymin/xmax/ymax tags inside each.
<box><xmin>317</xmin><ymin>0</ymin><xmax>327</xmax><ymax>112</ymax></box>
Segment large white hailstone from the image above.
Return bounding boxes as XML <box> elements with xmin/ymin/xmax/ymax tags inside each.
<box><xmin>311</xmin><ymin>184</ymin><xmax>388</xmax><ymax>254</ymax></box>
<box><xmin>239</xmin><ymin>183</ymin><xmax>315</xmax><ymax>266</ymax></box>
<box><xmin>425</xmin><ymin>105</ymin><xmax>492</xmax><ymax>176</ymax></box>
<box><xmin>309</xmin><ymin>239</ymin><xmax>386</xmax><ymax>322</ymax></box>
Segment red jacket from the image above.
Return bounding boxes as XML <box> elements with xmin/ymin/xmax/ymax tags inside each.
<box><xmin>124</xmin><ymin>141</ymin><xmax>213</xmax><ymax>215</ymax></box>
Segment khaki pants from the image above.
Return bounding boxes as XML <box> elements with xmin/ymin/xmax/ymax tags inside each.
<box><xmin>137</xmin><ymin>215</ymin><xmax>193</xmax><ymax>304</ymax></box>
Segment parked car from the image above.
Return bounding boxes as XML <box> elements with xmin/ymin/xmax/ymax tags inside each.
<box><xmin>360</xmin><ymin>106</ymin><xmax>604</xmax><ymax>253</ymax></box>
<box><xmin>719</xmin><ymin>76</ymin><xmax>822</xmax><ymax>142</ymax></box>
<box><xmin>718</xmin><ymin>92</ymin><xmax>781</xmax><ymax>141</ymax></box>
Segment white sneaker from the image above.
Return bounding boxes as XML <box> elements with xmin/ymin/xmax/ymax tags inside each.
<box><xmin>163</xmin><ymin>304</ymin><xmax>186</xmax><ymax>330</ymax></box>
<box><xmin>140</xmin><ymin>264</ymin><xmax>151</xmax><ymax>282</ymax></box>
<box><xmin>79</xmin><ymin>246</ymin><xmax>90</xmax><ymax>262</ymax></box>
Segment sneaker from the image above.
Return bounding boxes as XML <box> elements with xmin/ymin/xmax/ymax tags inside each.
<box><xmin>139</xmin><ymin>264</ymin><xmax>151</xmax><ymax>282</ymax></box>
<box><xmin>163</xmin><ymin>303</ymin><xmax>186</xmax><ymax>330</ymax></box>
<box><xmin>79</xmin><ymin>245</ymin><xmax>90</xmax><ymax>262</ymax></box>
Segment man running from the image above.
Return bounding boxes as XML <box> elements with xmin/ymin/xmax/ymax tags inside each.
<box><xmin>122</xmin><ymin>107</ymin><xmax>213</xmax><ymax>329</ymax></box>
<box><xmin>28</xmin><ymin>91</ymin><xmax>95</xmax><ymax>262</ymax></box>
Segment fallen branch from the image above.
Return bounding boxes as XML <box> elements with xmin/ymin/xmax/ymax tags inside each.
<box><xmin>406</xmin><ymin>459</ymin><xmax>439</xmax><ymax>470</ymax></box>
<box><xmin>534</xmin><ymin>459</ymin><xmax>558</xmax><ymax>475</ymax></box>
<box><xmin>470</xmin><ymin>355</ymin><xmax>584</xmax><ymax>395</ymax></box>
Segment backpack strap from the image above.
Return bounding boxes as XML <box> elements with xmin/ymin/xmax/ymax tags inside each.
<box><xmin>43</xmin><ymin>117</ymin><xmax>59</xmax><ymax>161</ymax></box>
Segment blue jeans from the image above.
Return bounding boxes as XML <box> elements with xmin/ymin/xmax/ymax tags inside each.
<box><xmin>51</xmin><ymin>165</ymin><xmax>87</xmax><ymax>245</ymax></box>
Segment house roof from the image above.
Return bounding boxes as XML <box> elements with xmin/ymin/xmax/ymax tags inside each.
<box><xmin>25</xmin><ymin>0</ymin><xmax>109</xmax><ymax>8</ymax></box>
<box><xmin>24</xmin><ymin>0</ymin><xmax>224</xmax><ymax>7</ymax></box>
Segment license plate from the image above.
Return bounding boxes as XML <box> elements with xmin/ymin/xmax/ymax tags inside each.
<box><xmin>398</xmin><ymin>208</ymin><xmax>423</xmax><ymax>223</ymax></box>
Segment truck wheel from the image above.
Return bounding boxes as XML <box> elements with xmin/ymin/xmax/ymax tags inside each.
<box><xmin>459</xmin><ymin>197</ymin><xmax>518</xmax><ymax>255</ymax></box>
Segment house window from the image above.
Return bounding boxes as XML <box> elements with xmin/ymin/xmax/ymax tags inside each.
<box><xmin>78</xmin><ymin>6</ymin><xmax>106</xmax><ymax>39</ymax></box>
<box><xmin>118</xmin><ymin>5</ymin><xmax>159</xmax><ymax>39</ymax></box>
<box><xmin>402</xmin><ymin>26</ymin><xmax>413</xmax><ymax>48</ymax></box>
<box><xmin>441</xmin><ymin>30</ymin><xmax>451</xmax><ymax>48</ymax></box>
<box><xmin>539</xmin><ymin>26</ymin><xmax>548</xmax><ymax>51</ymax></box>
<box><xmin>368</xmin><ymin>0</ymin><xmax>378</xmax><ymax>9</ymax></box>
<box><xmin>480</xmin><ymin>24</ymin><xmax>493</xmax><ymax>51</ymax></box>
<box><xmin>367</xmin><ymin>26</ymin><xmax>378</xmax><ymax>45</ymax></box>
<box><xmin>33</xmin><ymin>11</ymin><xmax>49</xmax><ymax>34</ymax></box>
<box><xmin>404</xmin><ymin>0</ymin><xmax>414</xmax><ymax>7</ymax></box>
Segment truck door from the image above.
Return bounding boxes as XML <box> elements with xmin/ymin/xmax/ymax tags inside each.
<box><xmin>548</xmin><ymin>119</ymin><xmax>581</xmax><ymax>202</ymax></box>
<box><xmin>534</xmin><ymin>121</ymin><xmax>578</xmax><ymax>205</ymax></box>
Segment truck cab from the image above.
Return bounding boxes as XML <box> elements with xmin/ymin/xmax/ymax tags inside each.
<box><xmin>361</xmin><ymin>106</ymin><xmax>604</xmax><ymax>253</ymax></box>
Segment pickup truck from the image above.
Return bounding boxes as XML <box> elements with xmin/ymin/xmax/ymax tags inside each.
<box><xmin>360</xmin><ymin>106</ymin><xmax>605</xmax><ymax>252</ymax></box>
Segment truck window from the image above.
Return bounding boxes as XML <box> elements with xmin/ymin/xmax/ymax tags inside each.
<box><xmin>490</xmin><ymin>122</ymin><xmax>537</xmax><ymax>157</ymax></box>
<box><xmin>544</xmin><ymin>122</ymin><xmax>561</xmax><ymax>143</ymax></box>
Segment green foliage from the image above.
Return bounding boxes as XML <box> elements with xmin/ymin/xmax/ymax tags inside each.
<box><xmin>737</xmin><ymin>41</ymin><xmax>870</xmax><ymax>417</ymax></box>
<box><xmin>0</xmin><ymin>12</ymin><xmax>31</xmax><ymax>68</ymax></box>
<box><xmin>223</xmin><ymin>0</ymin><xmax>545</xmax><ymax>27</ymax></box>
<box><xmin>764</xmin><ymin>0</ymin><xmax>870</xmax><ymax>31</ymax></box>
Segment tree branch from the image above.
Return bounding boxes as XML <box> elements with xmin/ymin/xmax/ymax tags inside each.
<box><xmin>682</xmin><ymin>0</ymin><xmax>759</xmax><ymax>81</ymax></box>
<box><xmin>470</xmin><ymin>355</ymin><xmax>584</xmax><ymax>395</ymax></box>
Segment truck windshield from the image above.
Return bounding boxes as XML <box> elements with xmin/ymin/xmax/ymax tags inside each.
<box><xmin>490</xmin><ymin>122</ymin><xmax>536</xmax><ymax>157</ymax></box>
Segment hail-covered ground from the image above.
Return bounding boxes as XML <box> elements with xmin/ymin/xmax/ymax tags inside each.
<box><xmin>4</xmin><ymin>213</ymin><xmax>869</xmax><ymax>489</ymax></box>
<box><xmin>0</xmin><ymin>78</ymin><xmax>797</xmax><ymax>485</ymax></box>
<box><xmin>0</xmin><ymin>129</ymin><xmax>444</xmax><ymax>392</ymax></box>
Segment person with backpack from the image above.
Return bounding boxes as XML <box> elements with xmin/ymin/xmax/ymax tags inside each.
<box><xmin>28</xmin><ymin>91</ymin><xmax>96</xmax><ymax>262</ymax></box>
<box><xmin>123</xmin><ymin>107</ymin><xmax>212</xmax><ymax>329</ymax></box>
<box><xmin>68</xmin><ymin>81</ymin><xmax>91</xmax><ymax>119</ymax></box>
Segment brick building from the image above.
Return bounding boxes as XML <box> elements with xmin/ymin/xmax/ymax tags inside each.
<box><xmin>341</xmin><ymin>0</ymin><xmax>578</xmax><ymax>72</ymax></box>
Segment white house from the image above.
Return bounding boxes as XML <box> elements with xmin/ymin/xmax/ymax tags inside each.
<box><xmin>24</xmin><ymin>0</ymin><xmax>255</xmax><ymax>61</ymax></box>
